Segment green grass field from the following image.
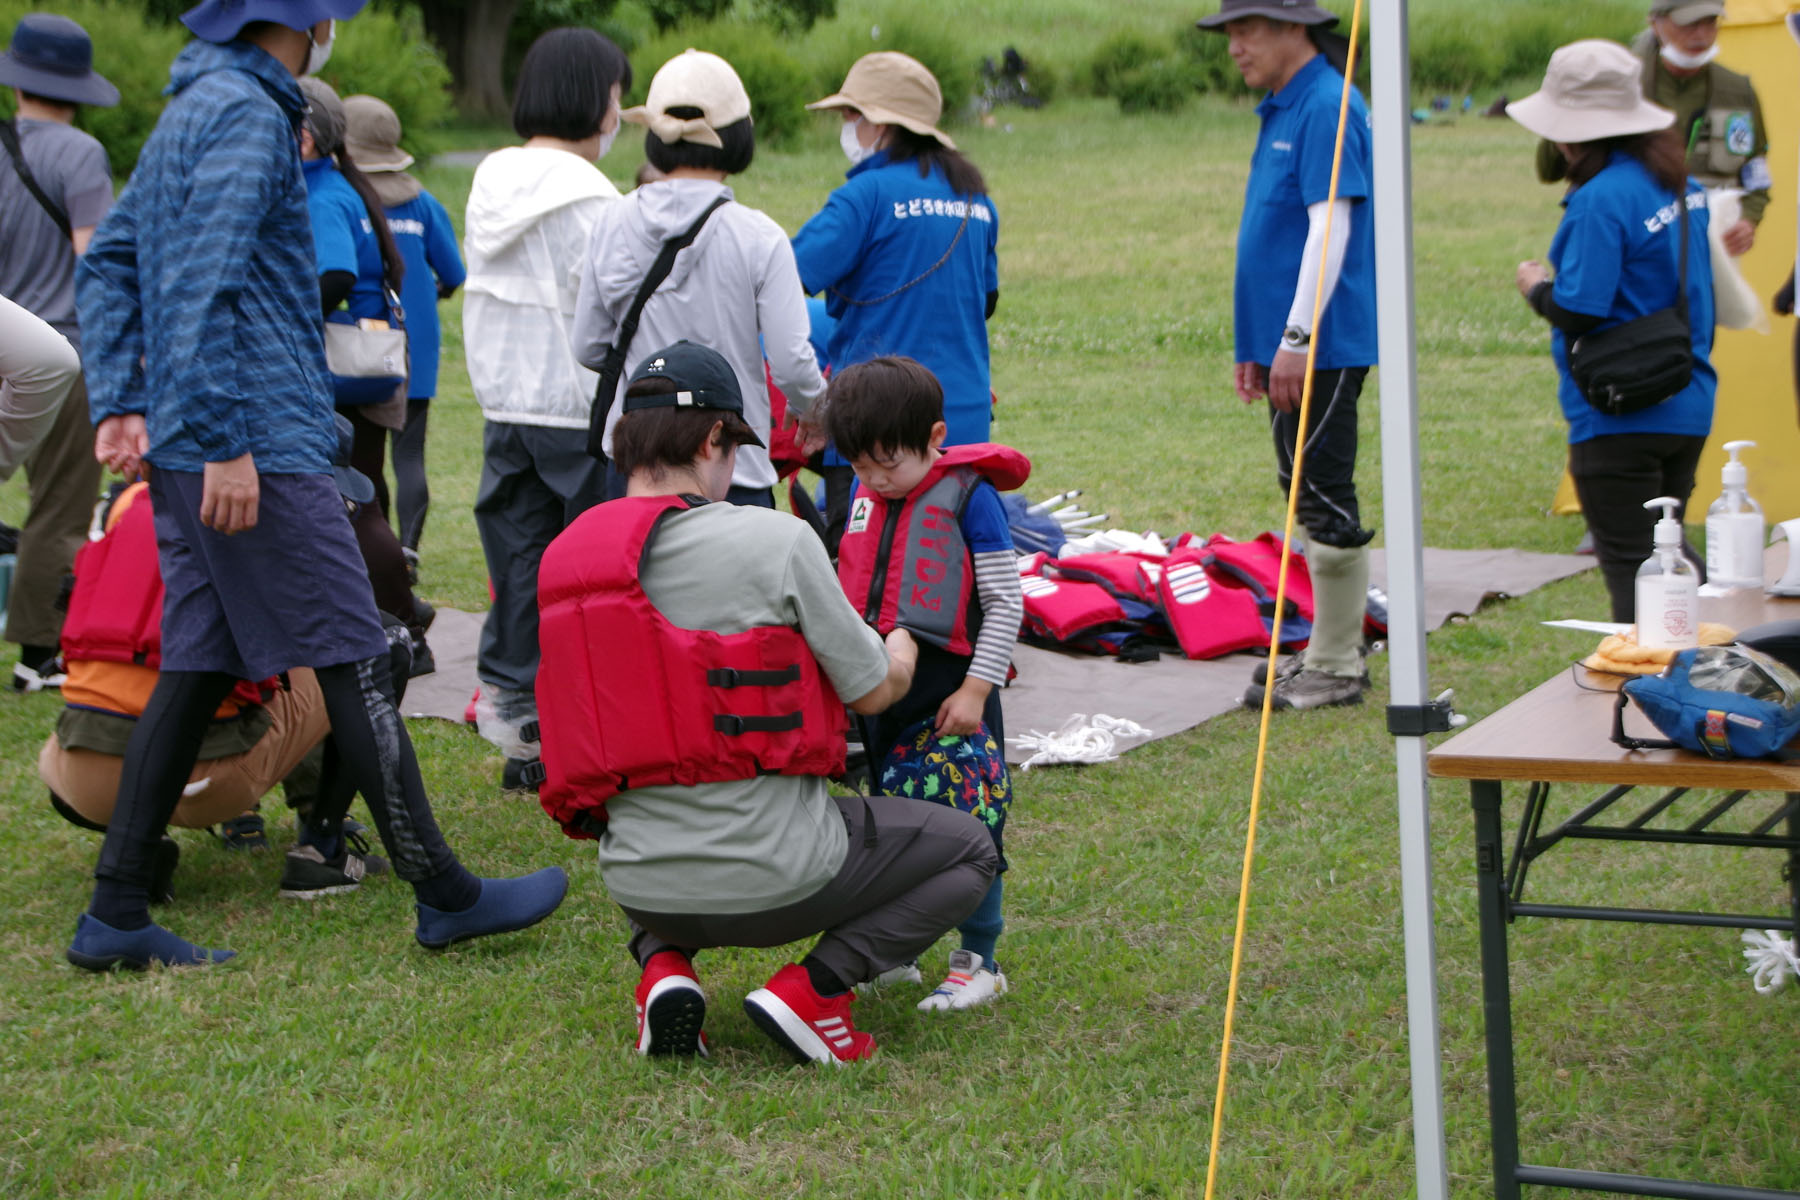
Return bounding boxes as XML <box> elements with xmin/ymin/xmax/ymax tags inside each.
<box><xmin>2</xmin><ymin>86</ymin><xmax>1796</xmax><ymax>1198</ymax></box>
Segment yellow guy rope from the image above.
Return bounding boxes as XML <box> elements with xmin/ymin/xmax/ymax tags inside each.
<box><xmin>1202</xmin><ymin>2</ymin><xmax>1366</xmax><ymax>1196</ymax></box>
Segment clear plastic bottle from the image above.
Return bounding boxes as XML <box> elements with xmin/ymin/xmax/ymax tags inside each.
<box><xmin>1704</xmin><ymin>439</ymin><xmax>1765</xmax><ymax>590</ymax></box>
<box><xmin>1635</xmin><ymin>496</ymin><xmax>1698</xmax><ymax>650</ymax></box>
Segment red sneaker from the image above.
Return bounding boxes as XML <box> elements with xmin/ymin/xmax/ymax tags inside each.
<box><xmin>743</xmin><ymin>963</ymin><xmax>876</xmax><ymax>1065</ymax></box>
<box><xmin>635</xmin><ymin>950</ymin><xmax>707</xmax><ymax>1057</ymax></box>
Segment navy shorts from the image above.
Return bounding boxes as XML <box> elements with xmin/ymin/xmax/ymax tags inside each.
<box><xmin>150</xmin><ymin>469</ymin><xmax>388</xmax><ymax>680</ymax></box>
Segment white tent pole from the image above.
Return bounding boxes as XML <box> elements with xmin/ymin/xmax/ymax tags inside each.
<box><xmin>1369</xmin><ymin>1</ymin><xmax>1451</xmax><ymax>1196</ymax></box>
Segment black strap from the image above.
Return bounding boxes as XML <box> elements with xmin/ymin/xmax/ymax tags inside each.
<box><xmin>0</xmin><ymin>119</ymin><xmax>72</xmax><ymax>242</ymax></box>
<box><xmin>714</xmin><ymin>711</ymin><xmax>805</xmax><ymax>736</ymax></box>
<box><xmin>586</xmin><ymin>194</ymin><xmax>733</xmax><ymax>460</ymax></box>
<box><xmin>707</xmin><ymin>665</ymin><xmax>801</xmax><ymax>688</ymax></box>
<box><xmin>1672</xmin><ymin>186</ymin><xmax>1691</xmax><ymax>323</ymax></box>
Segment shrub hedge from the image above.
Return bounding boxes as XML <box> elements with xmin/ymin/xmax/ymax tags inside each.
<box><xmin>0</xmin><ymin>3</ymin><xmax>452</xmax><ymax>177</ymax></box>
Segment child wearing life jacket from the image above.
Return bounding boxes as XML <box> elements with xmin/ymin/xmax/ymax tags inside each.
<box><xmin>827</xmin><ymin>356</ymin><xmax>1028</xmax><ymax>1011</ymax></box>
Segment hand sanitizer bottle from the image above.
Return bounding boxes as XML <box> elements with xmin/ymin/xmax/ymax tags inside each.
<box><xmin>1635</xmin><ymin>496</ymin><xmax>1698</xmax><ymax>650</ymax></box>
<box><xmin>1704</xmin><ymin>440</ymin><xmax>1765</xmax><ymax>590</ymax></box>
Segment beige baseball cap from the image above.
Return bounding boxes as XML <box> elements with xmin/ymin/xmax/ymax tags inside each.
<box><xmin>807</xmin><ymin>51</ymin><xmax>955</xmax><ymax>150</ymax></box>
<box><xmin>622</xmin><ymin>48</ymin><xmax>752</xmax><ymax>150</ymax></box>
<box><xmin>343</xmin><ymin>94</ymin><xmax>413</xmax><ymax>173</ymax></box>
<box><xmin>1507</xmin><ymin>39</ymin><xmax>1674</xmax><ymax>145</ymax></box>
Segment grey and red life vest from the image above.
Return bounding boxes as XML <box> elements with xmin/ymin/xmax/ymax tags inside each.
<box><xmin>535</xmin><ymin>494</ymin><xmax>848</xmax><ymax>841</ymax></box>
<box><xmin>836</xmin><ymin>443</ymin><xmax>1030</xmax><ymax>656</ymax></box>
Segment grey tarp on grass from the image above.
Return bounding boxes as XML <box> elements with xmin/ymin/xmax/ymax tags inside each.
<box><xmin>403</xmin><ymin>546</ymin><xmax>1593</xmax><ymax>764</ymax></box>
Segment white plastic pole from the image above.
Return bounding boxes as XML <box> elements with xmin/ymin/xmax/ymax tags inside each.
<box><xmin>1369</xmin><ymin>1</ymin><xmax>1451</xmax><ymax>1196</ymax></box>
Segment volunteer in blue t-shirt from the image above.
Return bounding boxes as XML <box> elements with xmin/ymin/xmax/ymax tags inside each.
<box><xmin>298</xmin><ymin>77</ymin><xmax>408</xmax><ymax>523</ymax></box>
<box><xmin>1509</xmin><ymin>39</ymin><xmax>1716</xmax><ymax>623</ymax></box>
<box><xmin>343</xmin><ymin>92</ymin><xmax>467</xmax><ymax>554</ymax></box>
<box><xmin>792</xmin><ymin>52</ymin><xmax>1000</xmax><ymax>553</ymax></box>
<box><xmin>1200</xmin><ymin>0</ymin><xmax>1378</xmax><ymax>713</ymax></box>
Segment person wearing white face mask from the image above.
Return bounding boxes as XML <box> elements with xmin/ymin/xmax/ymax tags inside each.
<box><xmin>1534</xmin><ymin>0</ymin><xmax>1768</xmax><ymax>257</ymax></box>
<box><xmin>462</xmin><ymin>26</ymin><xmax>631</xmax><ymax>789</ymax></box>
<box><xmin>791</xmin><ymin>53</ymin><xmax>1000</xmax><ymax>556</ymax></box>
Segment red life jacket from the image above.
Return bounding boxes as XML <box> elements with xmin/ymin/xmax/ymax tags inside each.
<box><xmin>1051</xmin><ymin>551</ymin><xmax>1164</xmax><ymax>604</ymax></box>
<box><xmin>1155</xmin><ymin>546</ymin><xmax>1281</xmax><ymax>660</ymax></box>
<box><xmin>1198</xmin><ymin>532</ymin><xmax>1315</xmax><ymax>621</ymax></box>
<box><xmin>535</xmin><ymin>494</ymin><xmax>848</xmax><ymax>841</ymax></box>
<box><xmin>60</xmin><ymin>484</ymin><xmax>267</xmax><ymax>716</ymax></box>
<box><xmin>1019</xmin><ymin>570</ymin><xmax>1128</xmax><ymax>641</ymax></box>
<box><xmin>836</xmin><ymin>443</ymin><xmax>1030</xmax><ymax>655</ymax></box>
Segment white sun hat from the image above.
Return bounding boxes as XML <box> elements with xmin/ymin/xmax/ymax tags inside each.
<box><xmin>1506</xmin><ymin>39</ymin><xmax>1675</xmax><ymax>145</ymax></box>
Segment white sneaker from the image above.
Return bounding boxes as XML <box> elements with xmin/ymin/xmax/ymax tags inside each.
<box><xmin>918</xmin><ymin>948</ymin><xmax>1008</xmax><ymax>1013</ymax></box>
<box><xmin>12</xmin><ymin>660</ymin><xmax>65</xmax><ymax>693</ymax></box>
<box><xmin>855</xmin><ymin>960</ymin><xmax>923</xmax><ymax>995</ymax></box>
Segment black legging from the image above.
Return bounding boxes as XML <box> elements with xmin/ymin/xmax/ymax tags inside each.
<box><xmin>345</xmin><ymin>407</ymin><xmax>391</xmax><ymax>524</ymax></box>
<box><xmin>92</xmin><ymin>645</ymin><xmax>469</xmax><ymax>928</ymax></box>
<box><xmin>1568</xmin><ymin>432</ymin><xmax>1707</xmax><ymax>623</ymax></box>
<box><xmin>392</xmin><ymin>398</ymin><xmax>430</xmax><ymax>551</ymax></box>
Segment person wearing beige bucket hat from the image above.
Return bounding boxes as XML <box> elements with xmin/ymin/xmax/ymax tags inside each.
<box><xmin>342</xmin><ymin>92</ymin><xmax>465</xmax><ymax>560</ymax></box>
<box><xmin>790</xmin><ymin>52</ymin><xmax>1000</xmax><ymax>553</ymax></box>
<box><xmin>1508</xmin><ymin>38</ymin><xmax>1719</xmax><ymax>624</ymax></box>
<box><xmin>1533</xmin><ymin>0</ymin><xmax>1768</xmax><ymax>258</ymax></box>
<box><xmin>572</xmin><ymin>48</ymin><xmax>824</xmax><ymax>508</ymax></box>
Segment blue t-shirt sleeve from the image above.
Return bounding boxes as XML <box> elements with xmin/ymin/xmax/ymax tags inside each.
<box><xmin>1550</xmin><ymin>194</ymin><xmax>1625</xmax><ymax>319</ymax></box>
<box><xmin>960</xmin><ymin>481</ymin><xmax>1014</xmax><ymax>554</ymax></box>
<box><xmin>307</xmin><ymin>187</ymin><xmax>360</xmax><ymax>277</ymax></box>
<box><xmin>984</xmin><ymin>198</ymin><xmax>1000</xmax><ymax>295</ymax></box>
<box><xmin>791</xmin><ymin>179</ymin><xmax>874</xmax><ymax>296</ymax></box>
<box><xmin>1295</xmin><ymin>89</ymin><xmax>1372</xmax><ymax>206</ymax></box>
<box><xmin>423</xmin><ymin>192</ymin><xmax>466</xmax><ymax>290</ymax></box>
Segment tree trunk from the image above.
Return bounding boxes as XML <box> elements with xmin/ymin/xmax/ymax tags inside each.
<box><xmin>422</xmin><ymin>0</ymin><xmax>520</xmax><ymax>121</ymax></box>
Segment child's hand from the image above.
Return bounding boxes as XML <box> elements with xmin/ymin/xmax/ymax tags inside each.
<box><xmin>934</xmin><ymin>679</ymin><xmax>991</xmax><ymax>738</ymax></box>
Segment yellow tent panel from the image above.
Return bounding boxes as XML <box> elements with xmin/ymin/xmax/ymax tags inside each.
<box><xmin>1697</xmin><ymin>2</ymin><xmax>1800</xmax><ymax>520</ymax></box>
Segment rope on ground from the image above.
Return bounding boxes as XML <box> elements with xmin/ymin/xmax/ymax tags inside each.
<box><xmin>1008</xmin><ymin>714</ymin><xmax>1151</xmax><ymax>769</ymax></box>
<box><xmin>1203</xmin><ymin>4</ymin><xmax>1366</xmax><ymax>1197</ymax></box>
<box><xmin>1741</xmin><ymin>929</ymin><xmax>1800</xmax><ymax>994</ymax></box>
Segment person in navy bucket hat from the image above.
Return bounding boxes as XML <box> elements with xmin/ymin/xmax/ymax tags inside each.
<box><xmin>0</xmin><ymin>13</ymin><xmax>118</xmax><ymax>107</ymax></box>
<box><xmin>2</xmin><ymin>16</ymin><xmax>115</xmax><ymax>696</ymax></box>
<box><xmin>66</xmin><ymin>0</ymin><xmax>568</xmax><ymax>972</ymax></box>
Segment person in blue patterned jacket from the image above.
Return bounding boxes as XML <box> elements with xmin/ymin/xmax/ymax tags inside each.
<box><xmin>66</xmin><ymin>0</ymin><xmax>567</xmax><ymax>972</ymax></box>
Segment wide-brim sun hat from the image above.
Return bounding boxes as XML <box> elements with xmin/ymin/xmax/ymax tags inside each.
<box><xmin>807</xmin><ymin>51</ymin><xmax>955</xmax><ymax>151</ymax></box>
<box><xmin>1197</xmin><ymin>0</ymin><xmax>1339</xmax><ymax>30</ymax></box>
<box><xmin>180</xmin><ymin>0</ymin><xmax>368</xmax><ymax>44</ymax></box>
<box><xmin>344</xmin><ymin>93</ymin><xmax>413</xmax><ymax>171</ymax></box>
<box><xmin>0</xmin><ymin>13</ymin><xmax>119</xmax><ymax>107</ymax></box>
<box><xmin>1506</xmin><ymin>39</ymin><xmax>1675</xmax><ymax>145</ymax></box>
<box><xmin>621</xmin><ymin>48</ymin><xmax>751</xmax><ymax>150</ymax></box>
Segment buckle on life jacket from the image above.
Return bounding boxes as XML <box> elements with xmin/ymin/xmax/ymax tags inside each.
<box><xmin>706</xmin><ymin>665</ymin><xmax>801</xmax><ymax>688</ymax></box>
<box><xmin>713</xmin><ymin>711</ymin><xmax>806</xmax><ymax>736</ymax></box>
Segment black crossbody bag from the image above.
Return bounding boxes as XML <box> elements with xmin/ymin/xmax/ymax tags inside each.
<box><xmin>1566</xmin><ymin>190</ymin><xmax>1694</xmax><ymax>418</ymax></box>
<box><xmin>0</xmin><ymin>119</ymin><xmax>73</xmax><ymax>241</ymax></box>
<box><xmin>586</xmin><ymin>194</ymin><xmax>731</xmax><ymax>460</ymax></box>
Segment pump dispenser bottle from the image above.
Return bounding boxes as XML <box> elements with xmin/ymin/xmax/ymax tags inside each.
<box><xmin>1705</xmin><ymin>440</ymin><xmax>1765</xmax><ymax>590</ymax></box>
<box><xmin>1635</xmin><ymin>496</ymin><xmax>1699</xmax><ymax>650</ymax></box>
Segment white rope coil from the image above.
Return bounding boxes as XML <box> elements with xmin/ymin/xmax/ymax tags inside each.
<box><xmin>1741</xmin><ymin>929</ymin><xmax>1800</xmax><ymax>994</ymax></box>
<box><xmin>1009</xmin><ymin>713</ymin><xmax>1151</xmax><ymax>769</ymax></box>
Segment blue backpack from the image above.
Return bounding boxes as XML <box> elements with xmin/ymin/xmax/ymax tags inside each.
<box><xmin>1613</xmin><ymin>644</ymin><xmax>1800</xmax><ymax>760</ymax></box>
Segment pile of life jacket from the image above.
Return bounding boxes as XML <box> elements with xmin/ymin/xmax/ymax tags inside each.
<box><xmin>1017</xmin><ymin>531</ymin><xmax>1319</xmax><ymax>661</ymax></box>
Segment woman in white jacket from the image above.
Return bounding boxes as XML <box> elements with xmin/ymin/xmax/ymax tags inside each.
<box><xmin>463</xmin><ymin>27</ymin><xmax>631</xmax><ymax>784</ymax></box>
<box><xmin>572</xmin><ymin>49</ymin><xmax>824</xmax><ymax>507</ymax></box>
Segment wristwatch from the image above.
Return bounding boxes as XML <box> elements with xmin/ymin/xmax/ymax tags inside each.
<box><xmin>1281</xmin><ymin>324</ymin><xmax>1311</xmax><ymax>350</ymax></box>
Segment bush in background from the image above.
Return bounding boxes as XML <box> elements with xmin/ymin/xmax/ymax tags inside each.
<box><xmin>808</xmin><ymin>10</ymin><xmax>981</xmax><ymax>125</ymax></box>
<box><xmin>1173</xmin><ymin>22</ymin><xmax>1248</xmax><ymax>98</ymax></box>
<box><xmin>1114</xmin><ymin>59</ymin><xmax>1198</xmax><ymax>115</ymax></box>
<box><xmin>1084</xmin><ymin>30</ymin><xmax>1166</xmax><ymax>99</ymax></box>
<box><xmin>315</xmin><ymin>9</ymin><xmax>454</xmax><ymax>161</ymax></box>
<box><xmin>629</xmin><ymin>20</ymin><xmax>816</xmax><ymax>147</ymax></box>
<box><xmin>0</xmin><ymin>1</ymin><xmax>187</xmax><ymax>178</ymax></box>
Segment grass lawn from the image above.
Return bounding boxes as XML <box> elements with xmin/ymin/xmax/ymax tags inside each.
<box><xmin>2</xmin><ymin>93</ymin><xmax>1796</xmax><ymax>1199</ymax></box>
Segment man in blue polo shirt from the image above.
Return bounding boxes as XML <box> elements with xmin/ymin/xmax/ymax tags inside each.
<box><xmin>1199</xmin><ymin>0</ymin><xmax>1378</xmax><ymax>711</ymax></box>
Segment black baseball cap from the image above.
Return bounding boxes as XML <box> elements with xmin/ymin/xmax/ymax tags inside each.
<box><xmin>622</xmin><ymin>340</ymin><xmax>763</xmax><ymax>448</ymax></box>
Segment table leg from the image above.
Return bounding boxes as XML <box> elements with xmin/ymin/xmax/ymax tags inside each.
<box><xmin>1473</xmin><ymin>778</ymin><xmax>1521</xmax><ymax>1200</ymax></box>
